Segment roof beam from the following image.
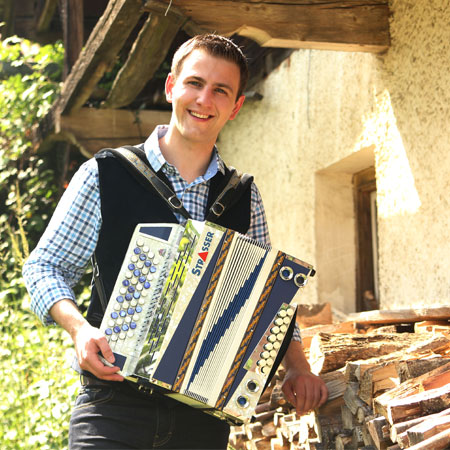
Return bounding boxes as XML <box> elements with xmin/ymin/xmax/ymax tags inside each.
<box><xmin>35</xmin><ymin>107</ymin><xmax>172</xmax><ymax>157</ymax></box>
<box><xmin>55</xmin><ymin>0</ymin><xmax>145</xmax><ymax>116</ymax></box>
<box><xmin>145</xmin><ymin>0</ymin><xmax>390</xmax><ymax>53</ymax></box>
<box><xmin>103</xmin><ymin>12</ymin><xmax>185</xmax><ymax>109</ymax></box>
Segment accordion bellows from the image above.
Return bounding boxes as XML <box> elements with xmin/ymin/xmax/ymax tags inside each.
<box><xmin>100</xmin><ymin>220</ymin><xmax>314</xmax><ymax>423</ymax></box>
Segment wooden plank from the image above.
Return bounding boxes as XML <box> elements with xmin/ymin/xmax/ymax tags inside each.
<box><xmin>407</xmin><ymin>415</ymin><xmax>450</xmax><ymax>446</ymax></box>
<box><xmin>298</xmin><ymin>321</ymin><xmax>356</xmax><ymax>350</ymax></box>
<box><xmin>144</xmin><ymin>0</ymin><xmax>390</xmax><ymax>53</ymax></box>
<box><xmin>347</xmin><ymin>307</ymin><xmax>450</xmax><ymax>325</ymax></box>
<box><xmin>55</xmin><ymin>0</ymin><xmax>145</xmax><ymax>116</ymax></box>
<box><xmin>406</xmin><ymin>427</ymin><xmax>450</xmax><ymax>450</ymax></box>
<box><xmin>36</xmin><ymin>0</ymin><xmax>58</xmax><ymax>33</ymax></box>
<box><xmin>103</xmin><ymin>12</ymin><xmax>185</xmax><ymax>109</ymax></box>
<box><xmin>60</xmin><ymin>0</ymin><xmax>84</xmax><ymax>77</ymax></box>
<box><xmin>59</xmin><ymin>107</ymin><xmax>172</xmax><ymax>157</ymax></box>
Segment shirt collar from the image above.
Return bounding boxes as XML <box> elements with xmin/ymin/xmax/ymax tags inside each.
<box><xmin>143</xmin><ymin>125</ymin><xmax>226</xmax><ymax>180</ymax></box>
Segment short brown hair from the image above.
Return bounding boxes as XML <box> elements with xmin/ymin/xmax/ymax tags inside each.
<box><xmin>171</xmin><ymin>34</ymin><xmax>249</xmax><ymax>99</ymax></box>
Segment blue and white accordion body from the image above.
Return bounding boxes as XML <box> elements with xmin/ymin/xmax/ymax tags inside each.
<box><xmin>99</xmin><ymin>220</ymin><xmax>314</xmax><ymax>423</ymax></box>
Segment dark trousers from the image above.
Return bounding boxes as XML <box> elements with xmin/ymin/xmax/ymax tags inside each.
<box><xmin>69</xmin><ymin>378</ymin><xmax>230</xmax><ymax>450</ymax></box>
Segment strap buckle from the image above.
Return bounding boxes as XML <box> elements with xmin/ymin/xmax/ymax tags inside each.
<box><xmin>168</xmin><ymin>195</ymin><xmax>183</xmax><ymax>209</ymax></box>
<box><xmin>211</xmin><ymin>202</ymin><xmax>225</xmax><ymax>217</ymax></box>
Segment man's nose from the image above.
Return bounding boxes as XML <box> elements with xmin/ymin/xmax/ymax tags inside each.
<box><xmin>196</xmin><ymin>87</ymin><xmax>213</xmax><ymax>106</ymax></box>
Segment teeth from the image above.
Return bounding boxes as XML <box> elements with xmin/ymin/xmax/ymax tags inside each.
<box><xmin>190</xmin><ymin>111</ymin><xmax>209</xmax><ymax>119</ymax></box>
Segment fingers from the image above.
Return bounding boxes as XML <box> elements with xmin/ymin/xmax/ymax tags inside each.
<box><xmin>74</xmin><ymin>323</ymin><xmax>124</xmax><ymax>381</ymax></box>
<box><xmin>284</xmin><ymin>373</ymin><xmax>328</xmax><ymax>415</ymax></box>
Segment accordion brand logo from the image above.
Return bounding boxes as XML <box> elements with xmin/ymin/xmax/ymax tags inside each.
<box><xmin>191</xmin><ymin>231</ymin><xmax>214</xmax><ymax>276</ymax></box>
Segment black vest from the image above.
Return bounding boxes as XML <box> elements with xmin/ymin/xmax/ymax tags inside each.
<box><xmin>86</xmin><ymin>150</ymin><xmax>253</xmax><ymax>326</ymax></box>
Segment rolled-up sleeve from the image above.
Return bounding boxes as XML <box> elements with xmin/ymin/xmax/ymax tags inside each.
<box><xmin>22</xmin><ymin>159</ymin><xmax>102</xmax><ymax>325</ymax></box>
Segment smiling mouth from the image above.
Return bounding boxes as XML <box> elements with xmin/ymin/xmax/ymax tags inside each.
<box><xmin>189</xmin><ymin>110</ymin><xmax>211</xmax><ymax>119</ymax></box>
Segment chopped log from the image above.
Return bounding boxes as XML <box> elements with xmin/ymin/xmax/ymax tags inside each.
<box><xmin>384</xmin><ymin>383</ymin><xmax>450</xmax><ymax>425</ymax></box>
<box><xmin>352</xmin><ymin>426</ymin><xmax>365</xmax><ymax>448</ymax></box>
<box><xmin>374</xmin><ymin>361</ymin><xmax>450</xmax><ymax>419</ymax></box>
<box><xmin>344</xmin><ymin>382</ymin><xmax>373</xmax><ymax>414</ymax></box>
<box><xmin>347</xmin><ymin>307</ymin><xmax>450</xmax><ymax>326</ymax></box>
<box><xmin>297</xmin><ymin>303</ymin><xmax>332</xmax><ymax>328</ymax></box>
<box><xmin>414</xmin><ymin>320</ymin><xmax>450</xmax><ymax>334</ymax></box>
<box><xmin>357</xmin><ymin>405</ymin><xmax>375</xmax><ymax>424</ymax></box>
<box><xmin>407</xmin><ymin>415</ymin><xmax>450</xmax><ymax>446</ymax></box>
<box><xmin>341</xmin><ymin>404</ymin><xmax>356</xmax><ymax>429</ymax></box>
<box><xmin>362</xmin><ymin>423</ymin><xmax>377</xmax><ymax>447</ymax></box>
<box><xmin>320</xmin><ymin>368</ymin><xmax>347</xmax><ymax>401</ymax></box>
<box><xmin>366</xmin><ymin>416</ymin><xmax>391</xmax><ymax>450</ymax></box>
<box><xmin>300</xmin><ymin>321</ymin><xmax>357</xmax><ymax>349</ymax></box>
<box><xmin>397</xmin><ymin>357</ymin><xmax>450</xmax><ymax>382</ymax></box>
<box><xmin>269</xmin><ymin>380</ymin><xmax>287</xmax><ymax>409</ymax></box>
<box><xmin>309</xmin><ymin>332</ymin><xmax>450</xmax><ymax>374</ymax></box>
<box><xmin>406</xmin><ymin>427</ymin><xmax>450</xmax><ymax>450</ymax></box>
<box><xmin>359</xmin><ymin>362</ymin><xmax>401</xmax><ymax>405</ymax></box>
<box><xmin>335</xmin><ymin>430</ymin><xmax>352</xmax><ymax>450</ymax></box>
<box><xmin>389</xmin><ymin>407</ymin><xmax>450</xmax><ymax>443</ymax></box>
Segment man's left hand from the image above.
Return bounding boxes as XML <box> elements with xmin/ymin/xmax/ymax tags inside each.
<box><xmin>281</xmin><ymin>367</ymin><xmax>328</xmax><ymax>415</ymax></box>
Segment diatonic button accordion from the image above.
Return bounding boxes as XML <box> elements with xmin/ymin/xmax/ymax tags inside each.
<box><xmin>99</xmin><ymin>220</ymin><xmax>315</xmax><ymax>423</ymax></box>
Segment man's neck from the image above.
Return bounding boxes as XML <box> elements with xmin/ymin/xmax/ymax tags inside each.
<box><xmin>159</xmin><ymin>128</ymin><xmax>216</xmax><ymax>183</ymax></box>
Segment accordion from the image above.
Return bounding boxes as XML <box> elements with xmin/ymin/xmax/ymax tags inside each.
<box><xmin>100</xmin><ymin>220</ymin><xmax>315</xmax><ymax>423</ymax></box>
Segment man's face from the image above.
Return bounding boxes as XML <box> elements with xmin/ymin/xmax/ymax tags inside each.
<box><xmin>165</xmin><ymin>49</ymin><xmax>245</xmax><ymax>146</ymax></box>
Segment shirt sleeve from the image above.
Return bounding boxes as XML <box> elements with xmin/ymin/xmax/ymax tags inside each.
<box><xmin>22</xmin><ymin>159</ymin><xmax>102</xmax><ymax>325</ymax></box>
<box><xmin>247</xmin><ymin>182</ymin><xmax>302</xmax><ymax>343</ymax></box>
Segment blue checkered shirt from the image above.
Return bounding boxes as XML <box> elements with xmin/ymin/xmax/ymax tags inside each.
<box><xmin>23</xmin><ymin>125</ymin><xmax>301</xmax><ymax>341</ymax></box>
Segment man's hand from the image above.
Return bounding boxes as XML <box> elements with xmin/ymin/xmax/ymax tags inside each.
<box><xmin>72</xmin><ymin>322</ymin><xmax>124</xmax><ymax>381</ymax></box>
<box><xmin>50</xmin><ymin>299</ymin><xmax>123</xmax><ymax>381</ymax></box>
<box><xmin>282</xmin><ymin>367</ymin><xmax>328</xmax><ymax>415</ymax></box>
<box><xmin>281</xmin><ymin>340</ymin><xmax>328</xmax><ymax>415</ymax></box>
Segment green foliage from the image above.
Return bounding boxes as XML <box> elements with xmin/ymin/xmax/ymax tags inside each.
<box><xmin>0</xmin><ymin>36</ymin><xmax>79</xmax><ymax>449</ymax></box>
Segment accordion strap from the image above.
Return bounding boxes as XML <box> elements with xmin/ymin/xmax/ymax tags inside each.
<box><xmin>92</xmin><ymin>145</ymin><xmax>253</xmax><ymax>313</ymax></box>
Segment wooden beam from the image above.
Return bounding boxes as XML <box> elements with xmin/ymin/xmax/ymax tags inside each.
<box><xmin>103</xmin><ymin>12</ymin><xmax>185</xmax><ymax>109</ymax></box>
<box><xmin>55</xmin><ymin>0</ymin><xmax>145</xmax><ymax>116</ymax></box>
<box><xmin>58</xmin><ymin>107</ymin><xmax>172</xmax><ymax>157</ymax></box>
<box><xmin>144</xmin><ymin>0</ymin><xmax>390</xmax><ymax>53</ymax></box>
<box><xmin>36</xmin><ymin>0</ymin><xmax>58</xmax><ymax>33</ymax></box>
<box><xmin>59</xmin><ymin>0</ymin><xmax>84</xmax><ymax>77</ymax></box>
<box><xmin>348</xmin><ymin>307</ymin><xmax>450</xmax><ymax>325</ymax></box>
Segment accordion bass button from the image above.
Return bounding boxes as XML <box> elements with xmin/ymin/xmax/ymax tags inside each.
<box><xmin>274</xmin><ymin>318</ymin><xmax>284</xmax><ymax>326</ymax></box>
<box><xmin>266</xmin><ymin>358</ymin><xmax>274</xmax><ymax>367</ymax></box>
<box><xmin>260</xmin><ymin>351</ymin><xmax>270</xmax><ymax>359</ymax></box>
<box><xmin>280</xmin><ymin>324</ymin><xmax>287</xmax><ymax>333</ymax></box>
<box><xmin>257</xmin><ymin>359</ymin><xmax>267</xmax><ymax>367</ymax></box>
<box><xmin>276</xmin><ymin>333</ymin><xmax>284</xmax><ymax>342</ymax></box>
<box><xmin>267</xmin><ymin>335</ymin><xmax>277</xmax><ymax>343</ymax></box>
<box><xmin>263</xmin><ymin>343</ymin><xmax>274</xmax><ymax>351</ymax></box>
<box><xmin>136</xmin><ymin>239</ymin><xmax>144</xmax><ymax>247</ymax></box>
<box><xmin>273</xmin><ymin>341</ymin><xmax>281</xmax><ymax>350</ymax></box>
<box><xmin>270</xmin><ymin>326</ymin><xmax>280</xmax><ymax>334</ymax></box>
<box><xmin>277</xmin><ymin>310</ymin><xmax>287</xmax><ymax>318</ymax></box>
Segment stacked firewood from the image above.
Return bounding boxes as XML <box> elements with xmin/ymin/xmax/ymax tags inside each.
<box><xmin>228</xmin><ymin>305</ymin><xmax>450</xmax><ymax>450</ymax></box>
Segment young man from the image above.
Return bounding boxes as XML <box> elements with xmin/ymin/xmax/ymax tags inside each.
<box><xmin>23</xmin><ymin>34</ymin><xmax>327</xmax><ymax>449</ymax></box>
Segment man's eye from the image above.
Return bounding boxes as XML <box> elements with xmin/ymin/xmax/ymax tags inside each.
<box><xmin>188</xmin><ymin>81</ymin><xmax>201</xmax><ymax>87</ymax></box>
<box><xmin>215</xmin><ymin>88</ymin><xmax>227</xmax><ymax>95</ymax></box>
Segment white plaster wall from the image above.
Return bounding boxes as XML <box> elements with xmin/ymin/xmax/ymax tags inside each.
<box><xmin>219</xmin><ymin>0</ymin><xmax>450</xmax><ymax>311</ymax></box>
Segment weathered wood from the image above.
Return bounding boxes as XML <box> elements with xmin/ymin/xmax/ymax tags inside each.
<box><xmin>300</xmin><ymin>321</ymin><xmax>357</xmax><ymax>350</ymax></box>
<box><xmin>36</xmin><ymin>0</ymin><xmax>58</xmax><ymax>32</ymax></box>
<box><xmin>145</xmin><ymin>0</ymin><xmax>390</xmax><ymax>53</ymax></box>
<box><xmin>407</xmin><ymin>414</ymin><xmax>450</xmax><ymax>446</ymax></box>
<box><xmin>58</xmin><ymin>107</ymin><xmax>171</xmax><ymax>157</ymax></box>
<box><xmin>352</xmin><ymin>425</ymin><xmax>365</xmax><ymax>449</ymax></box>
<box><xmin>359</xmin><ymin>361</ymin><xmax>400</xmax><ymax>405</ymax></box>
<box><xmin>335</xmin><ymin>431</ymin><xmax>352</xmax><ymax>450</ymax></box>
<box><xmin>61</xmin><ymin>0</ymin><xmax>84</xmax><ymax>77</ymax></box>
<box><xmin>384</xmin><ymin>383</ymin><xmax>450</xmax><ymax>425</ymax></box>
<box><xmin>309</xmin><ymin>332</ymin><xmax>448</xmax><ymax>375</ymax></box>
<box><xmin>366</xmin><ymin>416</ymin><xmax>391</xmax><ymax>450</ymax></box>
<box><xmin>406</xmin><ymin>427</ymin><xmax>450</xmax><ymax>450</ymax></box>
<box><xmin>320</xmin><ymin>368</ymin><xmax>346</xmax><ymax>401</ymax></box>
<box><xmin>347</xmin><ymin>307</ymin><xmax>450</xmax><ymax>325</ymax></box>
<box><xmin>374</xmin><ymin>361</ymin><xmax>450</xmax><ymax>419</ymax></box>
<box><xmin>56</xmin><ymin>0</ymin><xmax>145</xmax><ymax>115</ymax></box>
<box><xmin>344</xmin><ymin>381</ymin><xmax>372</xmax><ymax>414</ymax></box>
<box><xmin>297</xmin><ymin>303</ymin><xmax>332</xmax><ymax>328</ymax></box>
<box><xmin>389</xmin><ymin>407</ymin><xmax>450</xmax><ymax>443</ymax></box>
<box><xmin>341</xmin><ymin>404</ymin><xmax>356</xmax><ymax>430</ymax></box>
<box><xmin>103</xmin><ymin>12</ymin><xmax>184</xmax><ymax>109</ymax></box>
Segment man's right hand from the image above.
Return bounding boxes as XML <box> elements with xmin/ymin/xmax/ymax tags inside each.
<box><xmin>49</xmin><ymin>299</ymin><xmax>124</xmax><ymax>381</ymax></box>
<box><xmin>72</xmin><ymin>322</ymin><xmax>124</xmax><ymax>381</ymax></box>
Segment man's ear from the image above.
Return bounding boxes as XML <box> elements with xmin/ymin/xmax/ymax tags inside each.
<box><xmin>229</xmin><ymin>95</ymin><xmax>245</xmax><ymax>121</ymax></box>
<box><xmin>165</xmin><ymin>73</ymin><xmax>175</xmax><ymax>103</ymax></box>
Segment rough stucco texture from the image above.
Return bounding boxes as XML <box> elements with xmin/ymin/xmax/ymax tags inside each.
<box><xmin>219</xmin><ymin>0</ymin><xmax>450</xmax><ymax>311</ymax></box>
